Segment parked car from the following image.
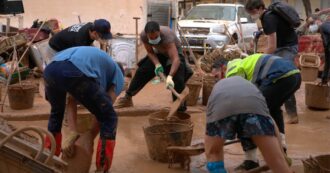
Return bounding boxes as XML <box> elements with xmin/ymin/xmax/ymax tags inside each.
<box><xmin>177</xmin><ymin>3</ymin><xmax>258</xmax><ymax>52</ymax></box>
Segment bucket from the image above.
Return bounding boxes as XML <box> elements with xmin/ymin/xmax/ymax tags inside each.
<box><xmin>186</xmin><ymin>75</ymin><xmax>202</xmax><ymax>106</ymax></box>
<box><xmin>303</xmin><ymin>155</ymin><xmax>330</xmax><ymax>173</ymax></box>
<box><xmin>143</xmin><ymin>123</ymin><xmax>193</xmax><ymax>162</ymax></box>
<box><xmin>148</xmin><ymin>110</ymin><xmax>191</xmax><ymax>126</ymax></box>
<box><xmin>202</xmin><ymin>75</ymin><xmax>215</xmax><ymax>106</ymax></box>
<box><xmin>8</xmin><ymin>82</ymin><xmax>36</xmax><ymax>110</ymax></box>
<box><xmin>300</xmin><ymin>54</ymin><xmax>320</xmax><ymax>82</ymax></box>
<box><xmin>305</xmin><ymin>83</ymin><xmax>330</xmax><ymax>109</ymax></box>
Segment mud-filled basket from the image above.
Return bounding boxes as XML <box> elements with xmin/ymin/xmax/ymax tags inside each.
<box><xmin>300</xmin><ymin>54</ymin><xmax>320</xmax><ymax>82</ymax></box>
<box><xmin>8</xmin><ymin>82</ymin><xmax>36</xmax><ymax>110</ymax></box>
<box><xmin>305</xmin><ymin>83</ymin><xmax>330</xmax><ymax>109</ymax></box>
<box><xmin>143</xmin><ymin>123</ymin><xmax>193</xmax><ymax>163</ymax></box>
<box><xmin>148</xmin><ymin>110</ymin><xmax>192</xmax><ymax>126</ymax></box>
<box><xmin>302</xmin><ymin>155</ymin><xmax>330</xmax><ymax>173</ymax></box>
<box><xmin>186</xmin><ymin>73</ymin><xmax>203</xmax><ymax>106</ymax></box>
<box><xmin>202</xmin><ymin>74</ymin><xmax>216</xmax><ymax>105</ymax></box>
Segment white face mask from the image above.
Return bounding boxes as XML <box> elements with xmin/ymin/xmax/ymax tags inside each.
<box><xmin>309</xmin><ymin>24</ymin><xmax>319</xmax><ymax>33</ymax></box>
<box><xmin>148</xmin><ymin>36</ymin><xmax>161</xmax><ymax>45</ymax></box>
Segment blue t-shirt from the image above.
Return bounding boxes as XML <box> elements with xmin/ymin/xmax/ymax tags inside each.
<box><xmin>53</xmin><ymin>46</ymin><xmax>124</xmax><ymax>96</ymax></box>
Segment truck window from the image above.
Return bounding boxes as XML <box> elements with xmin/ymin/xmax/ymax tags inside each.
<box><xmin>238</xmin><ymin>7</ymin><xmax>253</xmax><ymax>23</ymax></box>
<box><xmin>184</xmin><ymin>6</ymin><xmax>236</xmax><ymax>21</ymax></box>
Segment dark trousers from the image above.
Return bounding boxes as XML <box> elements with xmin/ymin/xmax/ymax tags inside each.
<box><xmin>44</xmin><ymin>61</ymin><xmax>117</xmax><ymax>139</ymax></box>
<box><xmin>259</xmin><ymin>74</ymin><xmax>301</xmax><ymax>134</ymax></box>
<box><xmin>126</xmin><ymin>53</ymin><xmax>192</xmax><ymax>101</ymax></box>
<box><xmin>321</xmin><ymin>33</ymin><xmax>330</xmax><ymax>81</ymax></box>
<box><xmin>274</xmin><ymin>46</ymin><xmax>299</xmax><ymax>117</ymax></box>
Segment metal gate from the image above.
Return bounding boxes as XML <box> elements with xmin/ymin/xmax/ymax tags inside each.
<box><xmin>147</xmin><ymin>0</ymin><xmax>177</xmax><ymax>27</ymax></box>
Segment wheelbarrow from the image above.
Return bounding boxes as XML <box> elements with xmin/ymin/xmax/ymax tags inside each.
<box><xmin>0</xmin><ymin>125</ymin><xmax>67</xmax><ymax>173</ymax></box>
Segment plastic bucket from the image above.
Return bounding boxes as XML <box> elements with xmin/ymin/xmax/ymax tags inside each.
<box><xmin>300</xmin><ymin>54</ymin><xmax>320</xmax><ymax>82</ymax></box>
<box><xmin>305</xmin><ymin>83</ymin><xmax>330</xmax><ymax>109</ymax></box>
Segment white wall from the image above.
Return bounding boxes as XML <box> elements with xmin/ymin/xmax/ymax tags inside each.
<box><xmin>6</xmin><ymin>0</ymin><xmax>148</xmax><ymax>34</ymax></box>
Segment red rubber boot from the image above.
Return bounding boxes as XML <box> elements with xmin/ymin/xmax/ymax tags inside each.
<box><xmin>96</xmin><ymin>138</ymin><xmax>116</xmax><ymax>172</ymax></box>
<box><xmin>45</xmin><ymin>132</ymin><xmax>62</xmax><ymax>156</ymax></box>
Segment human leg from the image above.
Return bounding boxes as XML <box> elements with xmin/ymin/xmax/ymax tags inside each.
<box><xmin>115</xmin><ymin>56</ymin><xmax>156</xmax><ymax>108</ymax></box>
<box><xmin>66</xmin><ymin>76</ymin><xmax>117</xmax><ymax>171</ymax></box>
<box><xmin>274</xmin><ymin>46</ymin><xmax>299</xmax><ymax>123</ymax></box>
<box><xmin>204</xmin><ymin>135</ymin><xmax>227</xmax><ymax>173</ymax></box>
<box><xmin>252</xmin><ymin>135</ymin><xmax>292</xmax><ymax>173</ymax></box>
<box><xmin>43</xmin><ymin>62</ymin><xmax>69</xmax><ymax>156</ymax></box>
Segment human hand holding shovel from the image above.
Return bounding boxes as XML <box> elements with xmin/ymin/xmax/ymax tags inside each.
<box><xmin>158</xmin><ymin>72</ymin><xmax>189</xmax><ymax>121</ymax></box>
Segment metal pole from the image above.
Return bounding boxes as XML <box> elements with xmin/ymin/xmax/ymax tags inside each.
<box><xmin>133</xmin><ymin>17</ymin><xmax>140</xmax><ymax>68</ymax></box>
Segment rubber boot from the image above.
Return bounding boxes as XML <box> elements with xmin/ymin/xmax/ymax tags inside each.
<box><xmin>45</xmin><ymin>132</ymin><xmax>62</xmax><ymax>156</ymax></box>
<box><xmin>96</xmin><ymin>138</ymin><xmax>116</xmax><ymax>172</ymax></box>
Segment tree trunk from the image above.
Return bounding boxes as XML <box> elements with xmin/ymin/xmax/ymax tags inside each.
<box><xmin>302</xmin><ymin>0</ymin><xmax>312</xmax><ymax>17</ymax></box>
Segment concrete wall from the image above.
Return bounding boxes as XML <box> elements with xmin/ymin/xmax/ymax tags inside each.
<box><xmin>3</xmin><ymin>0</ymin><xmax>149</xmax><ymax>35</ymax></box>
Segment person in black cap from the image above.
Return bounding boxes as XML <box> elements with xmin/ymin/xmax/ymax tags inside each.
<box><xmin>48</xmin><ymin>19</ymin><xmax>112</xmax><ymax>52</ymax></box>
<box><xmin>43</xmin><ymin>19</ymin><xmax>112</xmax><ymax>160</ymax></box>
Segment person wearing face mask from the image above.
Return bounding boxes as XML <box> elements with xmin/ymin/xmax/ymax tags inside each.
<box><xmin>245</xmin><ymin>0</ymin><xmax>299</xmax><ymax>125</ymax></box>
<box><xmin>305</xmin><ymin>13</ymin><xmax>330</xmax><ymax>84</ymax></box>
<box><xmin>48</xmin><ymin>19</ymin><xmax>112</xmax><ymax>54</ymax></box>
<box><xmin>115</xmin><ymin>21</ymin><xmax>193</xmax><ymax>111</ymax></box>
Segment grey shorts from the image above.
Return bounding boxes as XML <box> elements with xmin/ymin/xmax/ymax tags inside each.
<box><xmin>206</xmin><ymin>114</ymin><xmax>275</xmax><ymax>151</ymax></box>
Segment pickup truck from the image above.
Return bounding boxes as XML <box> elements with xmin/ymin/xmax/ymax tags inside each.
<box><xmin>178</xmin><ymin>3</ymin><xmax>258</xmax><ymax>52</ymax></box>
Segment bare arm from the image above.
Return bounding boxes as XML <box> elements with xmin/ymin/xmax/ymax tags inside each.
<box><xmin>265</xmin><ymin>32</ymin><xmax>277</xmax><ymax>54</ymax></box>
<box><xmin>166</xmin><ymin>43</ymin><xmax>180</xmax><ymax>76</ymax></box>
<box><xmin>143</xmin><ymin>42</ymin><xmax>160</xmax><ymax>66</ymax></box>
<box><xmin>107</xmin><ymin>85</ymin><xmax>117</xmax><ymax>103</ymax></box>
<box><xmin>315</xmin><ymin>8</ymin><xmax>330</xmax><ymax>17</ymax></box>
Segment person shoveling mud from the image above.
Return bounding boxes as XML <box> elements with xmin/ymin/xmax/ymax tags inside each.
<box><xmin>115</xmin><ymin>21</ymin><xmax>193</xmax><ymax>113</ymax></box>
<box><xmin>215</xmin><ymin>54</ymin><xmax>301</xmax><ymax>171</ymax></box>
<box><xmin>204</xmin><ymin>76</ymin><xmax>293</xmax><ymax>173</ymax></box>
<box><xmin>43</xmin><ymin>46</ymin><xmax>124</xmax><ymax>172</ymax></box>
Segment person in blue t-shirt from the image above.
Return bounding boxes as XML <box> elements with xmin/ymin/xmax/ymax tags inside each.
<box><xmin>43</xmin><ymin>46</ymin><xmax>124</xmax><ymax>172</ymax></box>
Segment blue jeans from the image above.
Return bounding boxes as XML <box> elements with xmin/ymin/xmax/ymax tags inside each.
<box><xmin>274</xmin><ymin>45</ymin><xmax>299</xmax><ymax>117</ymax></box>
<box><xmin>44</xmin><ymin>60</ymin><xmax>117</xmax><ymax>139</ymax></box>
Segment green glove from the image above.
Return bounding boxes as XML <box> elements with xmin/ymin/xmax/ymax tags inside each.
<box><xmin>154</xmin><ymin>64</ymin><xmax>164</xmax><ymax>76</ymax></box>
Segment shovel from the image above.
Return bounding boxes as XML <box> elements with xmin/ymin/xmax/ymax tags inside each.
<box><xmin>159</xmin><ymin>73</ymin><xmax>189</xmax><ymax>120</ymax></box>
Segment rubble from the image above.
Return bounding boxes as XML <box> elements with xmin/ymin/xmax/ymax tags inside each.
<box><xmin>200</xmin><ymin>44</ymin><xmax>245</xmax><ymax>73</ymax></box>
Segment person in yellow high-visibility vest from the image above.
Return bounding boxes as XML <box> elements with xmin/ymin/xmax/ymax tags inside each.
<box><xmin>214</xmin><ymin>53</ymin><xmax>301</xmax><ymax>171</ymax></box>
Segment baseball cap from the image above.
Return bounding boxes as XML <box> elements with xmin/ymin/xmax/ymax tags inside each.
<box><xmin>93</xmin><ymin>19</ymin><xmax>112</xmax><ymax>39</ymax></box>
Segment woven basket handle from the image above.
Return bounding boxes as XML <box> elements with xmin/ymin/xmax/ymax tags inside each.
<box><xmin>0</xmin><ymin>126</ymin><xmax>56</xmax><ymax>164</ymax></box>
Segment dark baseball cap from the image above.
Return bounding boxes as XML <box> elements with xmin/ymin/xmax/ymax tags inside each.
<box><xmin>93</xmin><ymin>19</ymin><xmax>112</xmax><ymax>39</ymax></box>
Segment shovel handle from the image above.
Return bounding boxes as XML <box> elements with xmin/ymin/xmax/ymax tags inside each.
<box><xmin>158</xmin><ymin>73</ymin><xmax>181</xmax><ymax>98</ymax></box>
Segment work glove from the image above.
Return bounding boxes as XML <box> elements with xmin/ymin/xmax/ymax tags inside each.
<box><xmin>61</xmin><ymin>131</ymin><xmax>80</xmax><ymax>158</ymax></box>
<box><xmin>44</xmin><ymin>132</ymin><xmax>62</xmax><ymax>156</ymax></box>
<box><xmin>96</xmin><ymin>138</ymin><xmax>116</xmax><ymax>172</ymax></box>
<box><xmin>166</xmin><ymin>75</ymin><xmax>174</xmax><ymax>89</ymax></box>
<box><xmin>154</xmin><ymin>64</ymin><xmax>164</xmax><ymax>77</ymax></box>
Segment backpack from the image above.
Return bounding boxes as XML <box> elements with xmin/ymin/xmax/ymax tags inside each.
<box><xmin>268</xmin><ymin>1</ymin><xmax>301</xmax><ymax>28</ymax></box>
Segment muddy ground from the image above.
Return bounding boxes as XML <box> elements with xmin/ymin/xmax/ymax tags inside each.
<box><xmin>3</xmin><ymin>78</ymin><xmax>329</xmax><ymax>173</ymax></box>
